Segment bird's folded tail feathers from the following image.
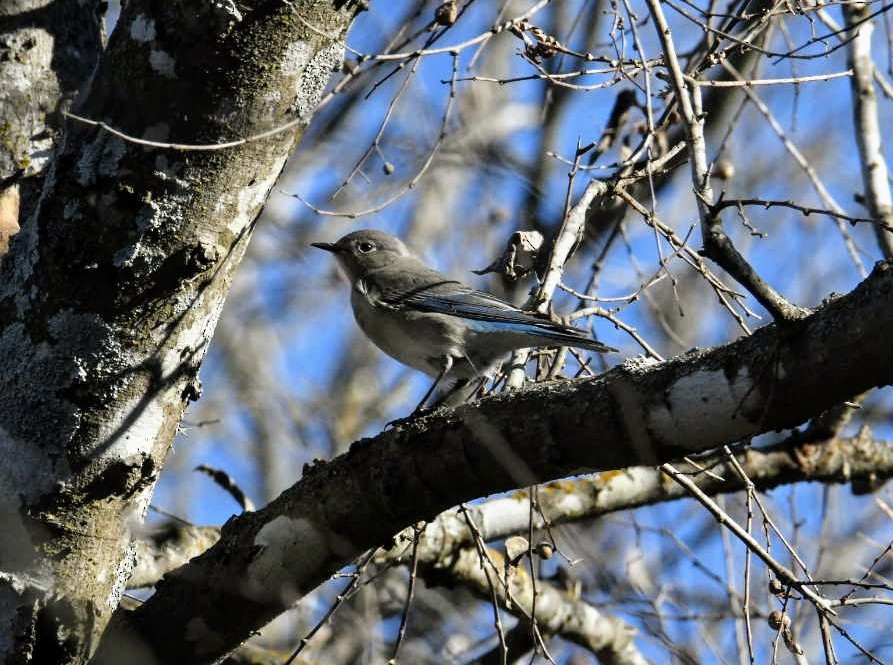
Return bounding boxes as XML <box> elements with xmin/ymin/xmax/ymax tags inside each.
<box><xmin>464</xmin><ymin>318</ymin><xmax>618</xmax><ymax>353</ymax></box>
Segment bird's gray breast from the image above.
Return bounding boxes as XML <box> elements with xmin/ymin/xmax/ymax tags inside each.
<box><xmin>350</xmin><ymin>281</ymin><xmax>468</xmax><ymax>378</ymax></box>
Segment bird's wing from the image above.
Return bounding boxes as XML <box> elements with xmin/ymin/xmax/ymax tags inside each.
<box><xmin>365</xmin><ymin>260</ymin><xmax>534</xmax><ymax>321</ymax></box>
<box><xmin>400</xmin><ymin>283</ymin><xmax>540</xmax><ymax>324</ymax></box>
<box><xmin>366</xmin><ymin>262</ymin><xmax>616</xmax><ymax>352</ymax></box>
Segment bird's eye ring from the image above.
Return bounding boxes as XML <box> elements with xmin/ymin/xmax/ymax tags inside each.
<box><xmin>357</xmin><ymin>241</ymin><xmax>376</xmax><ymax>253</ymax></box>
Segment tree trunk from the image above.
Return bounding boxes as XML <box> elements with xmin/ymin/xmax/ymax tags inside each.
<box><xmin>0</xmin><ymin>1</ymin><xmax>358</xmax><ymax>662</ymax></box>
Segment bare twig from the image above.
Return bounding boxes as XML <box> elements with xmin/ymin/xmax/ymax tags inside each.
<box><xmin>387</xmin><ymin>523</ymin><xmax>423</xmax><ymax>664</ymax></box>
<box><xmin>646</xmin><ymin>0</ymin><xmax>807</xmax><ymax>321</ymax></box>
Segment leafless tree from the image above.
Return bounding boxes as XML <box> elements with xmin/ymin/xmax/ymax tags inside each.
<box><xmin>1</xmin><ymin>0</ymin><xmax>892</xmax><ymax>664</ymax></box>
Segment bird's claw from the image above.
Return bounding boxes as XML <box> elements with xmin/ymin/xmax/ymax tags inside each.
<box><xmin>386</xmin><ymin>403</ymin><xmax>443</xmax><ymax>429</ymax></box>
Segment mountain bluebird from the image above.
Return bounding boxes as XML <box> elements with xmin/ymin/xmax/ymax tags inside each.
<box><xmin>312</xmin><ymin>230</ymin><xmax>617</xmax><ymax>410</ymax></box>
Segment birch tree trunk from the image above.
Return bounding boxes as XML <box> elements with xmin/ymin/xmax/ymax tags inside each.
<box><xmin>0</xmin><ymin>1</ymin><xmax>358</xmax><ymax>662</ymax></box>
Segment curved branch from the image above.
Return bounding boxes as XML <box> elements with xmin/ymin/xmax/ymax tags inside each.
<box><xmin>416</xmin><ymin>542</ymin><xmax>648</xmax><ymax>665</ymax></box>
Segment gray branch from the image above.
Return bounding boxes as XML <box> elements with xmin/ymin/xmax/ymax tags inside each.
<box><xmin>844</xmin><ymin>4</ymin><xmax>893</xmax><ymax>260</ymax></box>
<box><xmin>93</xmin><ymin>260</ymin><xmax>893</xmax><ymax>665</ymax></box>
<box><xmin>130</xmin><ymin>432</ymin><xmax>893</xmax><ymax>590</ymax></box>
<box><xmin>644</xmin><ymin>0</ymin><xmax>806</xmax><ymax>321</ymax></box>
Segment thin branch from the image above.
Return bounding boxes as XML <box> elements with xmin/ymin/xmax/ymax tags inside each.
<box><xmin>844</xmin><ymin>4</ymin><xmax>893</xmax><ymax>259</ymax></box>
<box><xmin>646</xmin><ymin>0</ymin><xmax>807</xmax><ymax>321</ymax></box>
<box><xmin>721</xmin><ymin>59</ymin><xmax>868</xmax><ymax>277</ymax></box>
<box><xmin>388</xmin><ymin>523</ymin><xmax>423</xmax><ymax>664</ymax></box>
<box><xmin>686</xmin><ymin>69</ymin><xmax>854</xmax><ymax>86</ymax></box>
<box><xmin>287</xmin><ymin>52</ymin><xmax>460</xmax><ymax>218</ymax></box>
<box><xmin>660</xmin><ymin>462</ymin><xmax>835</xmax><ymax>612</ymax></box>
<box><xmin>64</xmin><ymin>110</ymin><xmax>306</xmax><ymax>151</ymax></box>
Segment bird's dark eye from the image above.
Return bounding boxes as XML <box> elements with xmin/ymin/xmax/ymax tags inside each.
<box><xmin>357</xmin><ymin>241</ymin><xmax>376</xmax><ymax>253</ymax></box>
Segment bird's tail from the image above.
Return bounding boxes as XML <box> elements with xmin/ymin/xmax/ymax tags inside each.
<box><xmin>463</xmin><ymin>316</ymin><xmax>618</xmax><ymax>353</ymax></box>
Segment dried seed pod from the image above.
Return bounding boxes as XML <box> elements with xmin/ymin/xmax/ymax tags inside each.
<box><xmin>529</xmin><ymin>27</ymin><xmax>560</xmax><ymax>60</ymax></box>
<box><xmin>435</xmin><ymin>1</ymin><xmax>457</xmax><ymax>26</ymax></box>
<box><xmin>768</xmin><ymin>610</ymin><xmax>790</xmax><ymax>631</ymax></box>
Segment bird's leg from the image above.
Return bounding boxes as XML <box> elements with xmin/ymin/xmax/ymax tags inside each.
<box><xmin>432</xmin><ymin>356</ymin><xmax>487</xmax><ymax>408</ymax></box>
<box><xmin>411</xmin><ymin>355</ymin><xmax>453</xmax><ymax>416</ymax></box>
<box><xmin>431</xmin><ymin>377</ymin><xmax>475</xmax><ymax>409</ymax></box>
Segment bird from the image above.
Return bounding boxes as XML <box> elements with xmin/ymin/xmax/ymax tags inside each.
<box><xmin>312</xmin><ymin>230</ymin><xmax>617</xmax><ymax>412</ymax></box>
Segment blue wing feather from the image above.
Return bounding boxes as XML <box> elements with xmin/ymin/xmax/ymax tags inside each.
<box><xmin>368</xmin><ymin>260</ymin><xmax>617</xmax><ymax>352</ymax></box>
<box><xmin>396</xmin><ymin>285</ymin><xmax>616</xmax><ymax>352</ymax></box>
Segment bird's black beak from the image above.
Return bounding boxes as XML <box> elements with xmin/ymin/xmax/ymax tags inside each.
<box><xmin>311</xmin><ymin>242</ymin><xmax>338</xmax><ymax>253</ymax></box>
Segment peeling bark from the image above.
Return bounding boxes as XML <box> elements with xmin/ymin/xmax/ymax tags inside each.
<box><xmin>0</xmin><ymin>1</ymin><xmax>358</xmax><ymax>662</ymax></box>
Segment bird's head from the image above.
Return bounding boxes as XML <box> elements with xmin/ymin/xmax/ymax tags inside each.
<box><xmin>312</xmin><ymin>230</ymin><xmax>412</xmax><ymax>281</ymax></box>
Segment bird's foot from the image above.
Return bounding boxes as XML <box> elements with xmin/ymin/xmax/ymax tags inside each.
<box><xmin>385</xmin><ymin>407</ymin><xmax>430</xmax><ymax>430</ymax></box>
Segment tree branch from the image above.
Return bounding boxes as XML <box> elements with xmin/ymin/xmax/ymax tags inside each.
<box><xmin>415</xmin><ymin>541</ymin><xmax>648</xmax><ymax>665</ymax></box>
<box><xmin>130</xmin><ymin>430</ymin><xmax>893</xmax><ymax>592</ymax></box>
<box><xmin>844</xmin><ymin>3</ymin><xmax>893</xmax><ymax>260</ymax></box>
<box><xmin>644</xmin><ymin>0</ymin><xmax>807</xmax><ymax>321</ymax></box>
<box><xmin>94</xmin><ymin>260</ymin><xmax>893</xmax><ymax>664</ymax></box>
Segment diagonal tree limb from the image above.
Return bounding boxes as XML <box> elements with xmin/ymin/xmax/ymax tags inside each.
<box><xmin>124</xmin><ymin>432</ymin><xmax>892</xmax><ymax>662</ymax></box>
<box><xmin>386</xmin><ymin>431</ymin><xmax>893</xmax><ymax>556</ymax></box>
<box><xmin>129</xmin><ymin>431</ymin><xmax>893</xmax><ymax>592</ymax></box>
<box><xmin>94</xmin><ymin>260</ymin><xmax>893</xmax><ymax>665</ymax></box>
<box><xmin>644</xmin><ymin>0</ymin><xmax>807</xmax><ymax>322</ymax></box>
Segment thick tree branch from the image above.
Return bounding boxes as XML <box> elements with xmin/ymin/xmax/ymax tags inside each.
<box><xmin>129</xmin><ymin>525</ymin><xmax>222</xmax><ymax>590</ymax></box>
<box><xmin>129</xmin><ymin>432</ymin><xmax>893</xmax><ymax>591</ymax></box>
<box><xmin>124</xmin><ymin>432</ymin><xmax>890</xmax><ymax>662</ymax></box>
<box><xmin>95</xmin><ymin>261</ymin><xmax>893</xmax><ymax>664</ymax></box>
<box><xmin>388</xmin><ymin>431</ymin><xmax>893</xmax><ymax>554</ymax></box>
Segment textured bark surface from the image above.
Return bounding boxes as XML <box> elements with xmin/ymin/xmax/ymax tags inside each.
<box><xmin>125</xmin><ymin>433</ymin><xmax>893</xmax><ymax>591</ymax></box>
<box><xmin>0</xmin><ymin>1</ymin><xmax>357</xmax><ymax>662</ymax></box>
<box><xmin>0</xmin><ymin>0</ymin><xmax>104</xmax><ymax>247</ymax></box>
<box><xmin>0</xmin><ymin>0</ymin><xmax>103</xmax><ymax>178</ymax></box>
<box><xmin>93</xmin><ymin>261</ymin><xmax>893</xmax><ymax>665</ymax></box>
